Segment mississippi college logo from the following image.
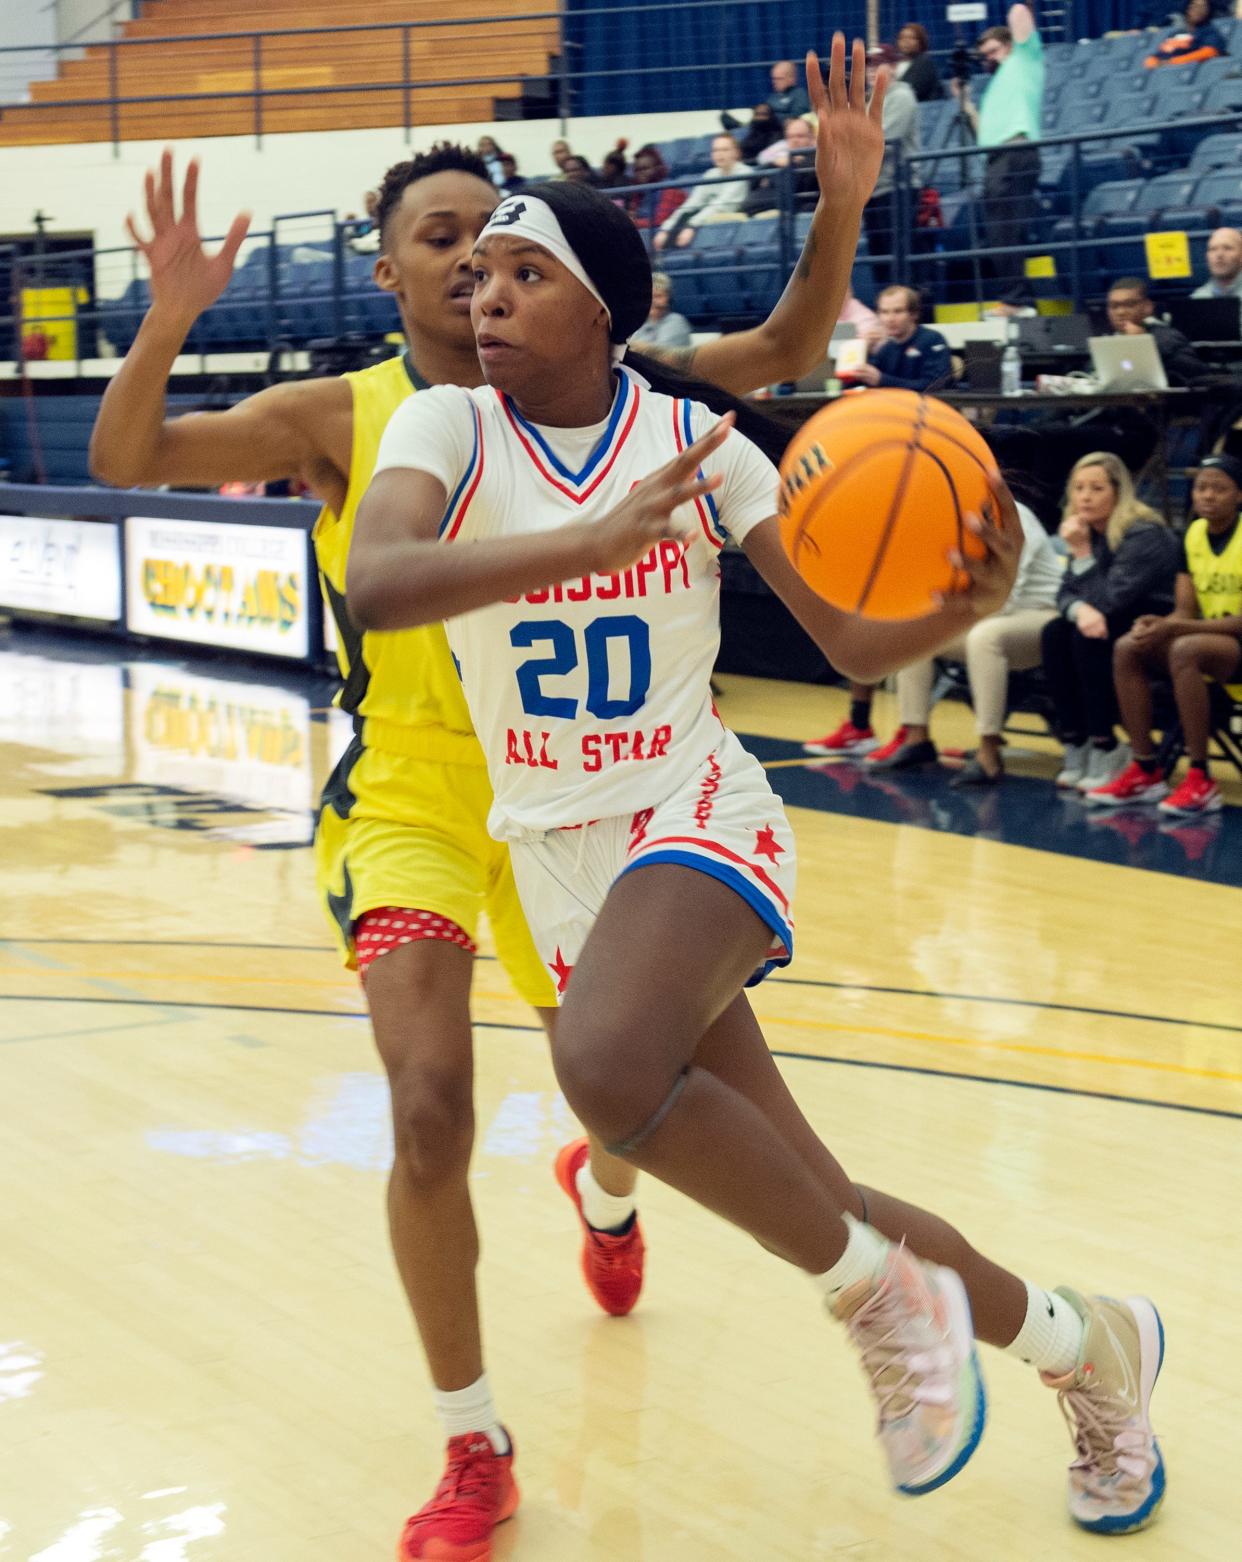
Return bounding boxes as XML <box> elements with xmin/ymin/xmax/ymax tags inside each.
<box><xmin>492</xmin><ymin>200</ymin><xmax>527</xmax><ymax>226</ymax></box>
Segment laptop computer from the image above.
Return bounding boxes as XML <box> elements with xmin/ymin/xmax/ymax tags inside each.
<box><xmin>1016</xmin><ymin>314</ymin><xmax>1091</xmax><ymax>355</ymax></box>
<box><xmin>1088</xmin><ymin>333</ymin><xmax>1169</xmax><ymax>392</ymax></box>
<box><xmin>793</xmin><ymin>325</ymin><xmax>860</xmax><ymax>392</ymax></box>
<box><xmin>1164</xmin><ymin>295</ymin><xmax>1242</xmax><ymax>343</ymax></box>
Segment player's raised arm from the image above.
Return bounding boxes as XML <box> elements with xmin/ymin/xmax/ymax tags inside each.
<box><xmin>348</xmin><ymin>412</ymin><xmax>731</xmax><ymax>631</ymax></box>
<box><xmin>639</xmin><ymin>36</ymin><xmax>886</xmax><ymax>394</ymax></box>
<box><xmin>90</xmin><ymin>150</ymin><xmax>342</xmax><ymax>494</ymax></box>
<box><xmin>739</xmin><ymin>472</ymin><xmax>1023</xmax><ymax>684</ymax></box>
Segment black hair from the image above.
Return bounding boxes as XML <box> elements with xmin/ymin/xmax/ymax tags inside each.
<box><xmin>375</xmin><ymin>143</ymin><xmax>494</xmax><ymax>239</ymax></box>
<box><xmin>513</xmin><ymin>180</ymin><xmax>792</xmax><ymax>463</ymax></box>
<box><xmin>1109</xmin><ymin>275</ymin><xmax>1151</xmax><ymax>298</ymax></box>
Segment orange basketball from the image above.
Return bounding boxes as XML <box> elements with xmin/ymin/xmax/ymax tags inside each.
<box><xmin>778</xmin><ymin>389</ymin><xmax>996</xmax><ymax>620</ymax></box>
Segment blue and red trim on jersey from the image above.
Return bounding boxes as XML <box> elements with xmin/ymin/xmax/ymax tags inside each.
<box><xmin>439</xmin><ymin>400</ymin><xmax>485</xmax><ymax>541</ymax></box>
<box><xmin>499</xmin><ymin>374</ymin><xmax>640</xmax><ymax>504</ymax></box>
<box><xmin>620</xmin><ymin>833</ymin><xmax>794</xmax><ymax>986</ymax></box>
<box><xmin>672</xmin><ymin>400</ymin><xmax>727</xmax><ymax>550</ymax></box>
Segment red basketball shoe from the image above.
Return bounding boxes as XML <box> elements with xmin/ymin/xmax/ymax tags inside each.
<box><xmin>396</xmin><ymin>1432</ymin><xmax>518</xmax><ymax>1562</ymax></box>
<box><xmin>555</xmin><ymin>1137</ymin><xmax>645</xmax><ymax>1317</ymax></box>
<box><xmin>802</xmin><ymin>718</ymin><xmax>879</xmax><ymax>756</ymax></box>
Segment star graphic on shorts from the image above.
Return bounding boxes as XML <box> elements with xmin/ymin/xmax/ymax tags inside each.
<box><xmin>549</xmin><ymin>946</ymin><xmax>574</xmax><ymax>995</ymax></box>
<box><xmin>753</xmin><ymin>825</ymin><xmax>785</xmax><ymax>863</ymax></box>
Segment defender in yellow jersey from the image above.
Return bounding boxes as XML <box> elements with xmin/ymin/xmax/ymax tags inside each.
<box><xmin>1110</xmin><ymin>454</ymin><xmax>1242</xmax><ymax>815</ymax></box>
<box><xmin>312</xmin><ymin>348</ymin><xmax>552</xmax><ymax>996</ymax></box>
<box><xmin>91</xmin><ymin>62</ymin><xmax>890</xmax><ymax>1556</ymax></box>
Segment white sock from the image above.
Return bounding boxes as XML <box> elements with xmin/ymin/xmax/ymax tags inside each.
<box><xmin>576</xmin><ymin>1162</ymin><xmax>637</xmax><ymax>1233</ymax></box>
<box><xmin>1005</xmin><ymin>1282</ymin><xmax>1084</xmax><ymax>1376</ymax></box>
<box><xmin>432</xmin><ymin>1373</ymin><xmax>509</xmax><ymax>1455</ymax></box>
<box><xmin>809</xmin><ymin>1214</ymin><xmax>890</xmax><ymax>1304</ymax></box>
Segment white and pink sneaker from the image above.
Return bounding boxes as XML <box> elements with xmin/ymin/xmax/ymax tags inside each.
<box><xmin>832</xmin><ymin>1245</ymin><xmax>987</xmax><ymax>1495</ymax></box>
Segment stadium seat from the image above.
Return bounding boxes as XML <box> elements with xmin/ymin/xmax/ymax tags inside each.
<box><xmin>1203</xmin><ymin>77</ymin><xmax>1242</xmax><ymax>115</ymax></box>
<box><xmin>1195</xmin><ymin>167</ymin><xmax>1242</xmax><ymax>208</ymax></box>
<box><xmin>1191</xmin><ymin>133</ymin><xmax>1242</xmax><ymax>172</ymax></box>
<box><xmin>1136</xmin><ymin>173</ymin><xmax>1200</xmax><ymax>214</ymax></box>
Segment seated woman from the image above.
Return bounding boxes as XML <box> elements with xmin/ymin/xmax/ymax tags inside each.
<box><xmin>1086</xmin><ymin>452</ymin><xmax>1242</xmax><ymax>815</ymax></box>
<box><xmin>632</xmin><ymin>270</ymin><xmax>693</xmax><ymax>349</ymax></box>
<box><xmin>1039</xmin><ymin>452</ymin><xmax>1182</xmax><ymax>793</ymax></box>
<box><xmin>1145</xmin><ymin>0</ymin><xmax>1229</xmax><ymax>66</ymax></box>
<box><xmin>866</xmin><ymin>501</ymin><xmax>1063</xmax><ymax>784</ymax></box>
<box><xmin>623</xmin><ymin>145</ymin><xmax>687</xmax><ymax>231</ymax></box>
<box><xmin>894</xmin><ymin>21</ymin><xmax>945</xmax><ymax>101</ymax></box>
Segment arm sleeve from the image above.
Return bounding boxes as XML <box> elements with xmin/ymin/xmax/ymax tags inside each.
<box><xmin>372</xmin><ymin>387</ymin><xmax>476</xmax><ymax>517</ymax></box>
<box><xmin>693</xmin><ymin>407</ymin><xmax>779</xmax><ymax>545</ymax></box>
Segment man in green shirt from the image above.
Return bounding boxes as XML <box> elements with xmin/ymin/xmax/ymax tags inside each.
<box><xmin>954</xmin><ymin>4</ymin><xmax>1044</xmax><ymax>296</ymax></box>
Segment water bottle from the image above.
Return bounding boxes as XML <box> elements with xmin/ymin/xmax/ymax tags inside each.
<box><xmin>1000</xmin><ymin>324</ymin><xmax>1022</xmax><ymax>397</ymax></box>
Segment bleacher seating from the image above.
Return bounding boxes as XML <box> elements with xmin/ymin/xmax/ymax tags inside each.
<box><xmin>0</xmin><ymin>0</ymin><xmax>559</xmax><ymax>145</ymax></box>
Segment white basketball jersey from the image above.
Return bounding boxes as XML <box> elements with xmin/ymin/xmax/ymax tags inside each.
<box><xmin>373</xmin><ymin>367</ymin><xmax>780</xmax><ymax>838</ymax></box>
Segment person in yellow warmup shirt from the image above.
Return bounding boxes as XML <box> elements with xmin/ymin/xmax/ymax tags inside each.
<box><xmin>1104</xmin><ymin>453</ymin><xmax>1242</xmax><ymax>817</ymax></box>
<box><xmin>89</xmin><ymin>44</ymin><xmax>889</xmax><ymax>1556</ymax></box>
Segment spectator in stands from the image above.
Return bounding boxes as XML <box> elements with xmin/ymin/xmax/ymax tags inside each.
<box><xmin>600</xmin><ymin>141</ymin><xmax>630</xmax><ymax>189</ymax></box>
<box><xmin>953</xmin><ymin>5</ymin><xmax>1044</xmax><ymax>298</ymax></box>
<box><xmin>345</xmin><ymin>189</ymin><xmax>381</xmax><ymax>253</ymax></box>
<box><xmin>560</xmin><ymin>154</ymin><xmax>596</xmax><ymax>186</ymax></box>
<box><xmin>1039</xmin><ymin>451</ymin><xmax>1181</xmax><ymax>792</ymax></box>
<box><xmin>1191</xmin><ymin>226</ymin><xmax>1242</xmax><ymax>300</ymax></box>
<box><xmin>496</xmin><ymin>153</ymin><xmax>525</xmax><ymax>195</ymax></box>
<box><xmin>1106</xmin><ymin>275</ymin><xmax>1214</xmax><ymax>384</ymax></box>
<box><xmin>894</xmin><ymin>22</ymin><xmax>945</xmax><ymax>102</ymax></box>
<box><xmin>653</xmin><ymin>133</ymin><xmax>753</xmax><ymax>251</ymax></box>
<box><xmin>864</xmin><ymin>501</ymin><xmax>1063</xmax><ymax>781</ymax></box>
<box><xmin>721</xmin><ymin>59</ymin><xmax>811</xmax><ymax>135</ymax></box>
<box><xmin>1145</xmin><ymin>0</ymin><xmax>1230</xmax><ymax>67</ymax></box>
<box><xmin>739</xmin><ymin>103</ymin><xmax>785</xmax><ymax>163</ymax></box>
<box><xmin>766</xmin><ymin>58</ymin><xmax>812</xmax><ymax>120</ymax></box>
<box><xmin>1090</xmin><ymin>452</ymin><xmax>1242</xmax><ymax>813</ymax></box>
<box><xmin>757</xmin><ymin>114</ymin><xmax>816</xmax><ymax>165</ymax></box>
<box><xmin>632</xmin><ymin>271</ymin><xmax>693</xmax><ymax>349</ymax></box>
<box><xmin>624</xmin><ymin>145</ymin><xmax>687</xmax><ymax>229</ymax></box>
<box><xmin>476</xmin><ymin>136</ymin><xmax>505</xmax><ymax>184</ymax></box>
<box><xmin>862</xmin><ymin>44</ymin><xmax>919</xmax><ymax>285</ymax></box>
<box><xmin>550</xmin><ymin>138</ymin><xmax>574</xmax><ymax>174</ymax></box>
<box><xmin>753</xmin><ymin>116</ymin><xmax>819</xmax><ymax>211</ymax></box>
<box><xmin>850</xmin><ymin>285</ymin><xmax>951</xmax><ymax>389</ymax></box>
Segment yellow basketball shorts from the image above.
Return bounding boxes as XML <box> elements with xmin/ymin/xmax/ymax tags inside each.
<box><xmin>315</xmin><ymin>734</ymin><xmax>556</xmax><ymax>1008</ymax></box>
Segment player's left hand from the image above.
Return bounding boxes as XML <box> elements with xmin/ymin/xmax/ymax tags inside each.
<box><xmin>939</xmin><ymin>468</ymin><xmax>1023</xmax><ymax>619</ymax></box>
<box><xmin>808</xmin><ymin>34</ymin><xmax>887</xmax><ymax>213</ymax></box>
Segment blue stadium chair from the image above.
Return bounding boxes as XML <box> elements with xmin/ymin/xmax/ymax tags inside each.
<box><xmin>654</xmin><ymin>249</ymin><xmax>705</xmax><ymax>318</ymax></box>
<box><xmin>1191</xmin><ymin>132</ymin><xmax>1242</xmax><ymax>171</ymax></box>
<box><xmin>1203</xmin><ymin>77</ymin><xmax>1242</xmax><ymax>115</ymax></box>
<box><xmin>1196</xmin><ymin>167</ymin><xmax>1242</xmax><ymax>207</ymax></box>
<box><xmin>1136</xmin><ymin>172</ymin><xmax>1200</xmax><ymax>213</ymax></box>
<box><xmin>1084</xmin><ymin>179</ymin><xmax>1144</xmax><ymax>218</ymax></box>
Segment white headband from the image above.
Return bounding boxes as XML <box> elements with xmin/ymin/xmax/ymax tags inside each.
<box><xmin>478</xmin><ymin>194</ymin><xmax>629</xmax><ymax>365</ymax></box>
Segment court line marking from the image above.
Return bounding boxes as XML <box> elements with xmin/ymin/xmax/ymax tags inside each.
<box><xmin>4</xmin><ymin>938</ymin><xmax>1240</xmax><ymax>1038</ymax></box>
<box><xmin>4</xmin><ymin>993</ymin><xmax>1242</xmax><ymax>1122</ymax></box>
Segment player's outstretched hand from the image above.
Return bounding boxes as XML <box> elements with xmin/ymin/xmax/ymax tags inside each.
<box><xmin>808</xmin><ymin>34</ymin><xmax>887</xmax><ymax>213</ymax></box>
<box><xmin>940</xmin><ymin>467</ymin><xmax>1023</xmax><ymax>619</ymax></box>
<box><xmin>125</xmin><ymin>149</ymin><xmax>251</xmax><ymax>326</ymax></box>
<box><xmin>587</xmin><ymin>413</ymin><xmax>734</xmax><ymax>576</ymax></box>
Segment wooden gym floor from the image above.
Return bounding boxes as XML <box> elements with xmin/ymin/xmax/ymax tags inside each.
<box><xmin>2</xmin><ymin>627</ymin><xmax>1240</xmax><ymax>1561</ymax></box>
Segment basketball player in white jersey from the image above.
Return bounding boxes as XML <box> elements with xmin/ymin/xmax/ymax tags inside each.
<box><xmin>347</xmin><ymin>178</ymin><xmax>1169</xmax><ymax>1540</ymax></box>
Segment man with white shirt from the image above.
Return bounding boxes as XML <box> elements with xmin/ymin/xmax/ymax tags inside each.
<box><xmin>1191</xmin><ymin>226</ymin><xmax>1242</xmax><ymax>300</ymax></box>
<box><xmin>653</xmin><ymin>133</ymin><xmax>752</xmax><ymax>250</ymax></box>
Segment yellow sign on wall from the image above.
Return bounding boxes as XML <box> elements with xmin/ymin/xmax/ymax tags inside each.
<box><xmin>20</xmin><ymin>286</ymin><xmax>87</xmax><ymax>360</ymax></box>
<box><xmin>1145</xmin><ymin>231</ymin><xmax>1192</xmax><ymax>280</ymax></box>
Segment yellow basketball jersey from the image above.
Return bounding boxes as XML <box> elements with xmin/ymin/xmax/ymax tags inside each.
<box><xmin>1184</xmin><ymin>515</ymin><xmax>1242</xmax><ymax>698</ymax></box>
<box><xmin>1184</xmin><ymin>516</ymin><xmax>1242</xmax><ymax>622</ymax></box>
<box><xmin>313</xmin><ymin>352</ymin><xmax>485</xmax><ymax>764</ymax></box>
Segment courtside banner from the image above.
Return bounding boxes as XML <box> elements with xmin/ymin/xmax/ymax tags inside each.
<box><xmin>0</xmin><ymin>515</ymin><xmax>122</xmax><ymax>621</ymax></box>
<box><xmin>126</xmin><ymin>517</ymin><xmax>311</xmax><ymax>659</ymax></box>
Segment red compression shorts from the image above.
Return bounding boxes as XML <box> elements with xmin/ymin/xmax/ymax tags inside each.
<box><xmin>354</xmin><ymin>907</ymin><xmax>477</xmax><ymax>980</ymax></box>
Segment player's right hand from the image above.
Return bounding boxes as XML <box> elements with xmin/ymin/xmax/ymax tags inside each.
<box><xmin>126</xmin><ymin>149</ymin><xmax>251</xmax><ymax>325</ymax></box>
<box><xmin>585</xmin><ymin>413</ymin><xmax>734</xmax><ymax>576</ymax></box>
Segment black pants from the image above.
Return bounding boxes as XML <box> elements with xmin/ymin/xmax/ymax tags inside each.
<box><xmin>862</xmin><ymin>192</ymin><xmax>895</xmax><ymax>287</ymax></box>
<box><xmin>983</xmin><ymin>142</ymin><xmax>1040</xmax><ymax>295</ymax></box>
<box><xmin>1040</xmin><ymin>614</ymin><xmax>1120</xmax><ymax>743</ymax></box>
